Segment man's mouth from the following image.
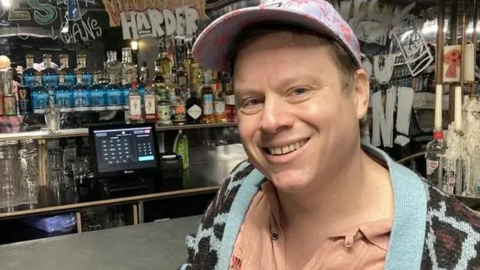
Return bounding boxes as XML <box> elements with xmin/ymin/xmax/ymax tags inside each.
<box><xmin>264</xmin><ymin>139</ymin><xmax>309</xmax><ymax>156</ymax></box>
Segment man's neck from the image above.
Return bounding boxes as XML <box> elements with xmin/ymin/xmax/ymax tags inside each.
<box><xmin>277</xmin><ymin>146</ymin><xmax>394</xmax><ymax>236</ymax></box>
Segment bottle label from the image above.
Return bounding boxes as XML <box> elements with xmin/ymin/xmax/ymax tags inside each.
<box><xmin>82</xmin><ymin>74</ymin><xmax>93</xmax><ymax>86</ymax></box>
<box><xmin>157</xmin><ymin>104</ymin><xmax>171</xmax><ymax>121</ymax></box>
<box><xmin>24</xmin><ymin>75</ymin><xmax>36</xmax><ymax>89</ymax></box>
<box><xmin>55</xmin><ymin>91</ymin><xmax>73</xmax><ymax>112</ymax></box>
<box><xmin>225</xmin><ymin>95</ymin><xmax>235</xmax><ymax>105</ymax></box>
<box><xmin>203</xmin><ymin>94</ymin><xmax>213</xmax><ymax>115</ymax></box>
<box><xmin>106</xmin><ymin>89</ymin><xmax>122</xmax><ymax>110</ymax></box>
<box><xmin>174</xmin><ymin>104</ymin><xmax>186</xmax><ymax>120</ymax></box>
<box><xmin>129</xmin><ymin>95</ymin><xmax>142</xmax><ymax>120</ymax></box>
<box><xmin>4</xmin><ymin>96</ymin><xmax>16</xmax><ymax>116</ymax></box>
<box><xmin>187</xmin><ymin>104</ymin><xmax>202</xmax><ymax>120</ymax></box>
<box><xmin>179</xmin><ymin>76</ymin><xmax>187</xmax><ymax>86</ymax></box>
<box><xmin>73</xmin><ymin>90</ymin><xmax>90</xmax><ymax>111</ymax></box>
<box><xmin>144</xmin><ymin>94</ymin><xmax>156</xmax><ymax>117</ymax></box>
<box><xmin>65</xmin><ymin>74</ymin><xmax>76</xmax><ymax>87</ymax></box>
<box><xmin>18</xmin><ymin>88</ymin><xmax>30</xmax><ymax>114</ymax></box>
<box><xmin>214</xmin><ymin>101</ymin><xmax>225</xmax><ymax>114</ymax></box>
<box><xmin>426</xmin><ymin>160</ymin><xmax>439</xmax><ymax>176</ymax></box>
<box><xmin>442</xmin><ymin>170</ymin><xmax>456</xmax><ymax>194</ymax></box>
<box><xmin>32</xmin><ymin>91</ymin><xmax>49</xmax><ymax>114</ymax></box>
<box><xmin>90</xmin><ymin>90</ymin><xmax>106</xmax><ymax>110</ymax></box>
<box><xmin>42</xmin><ymin>75</ymin><xmax>59</xmax><ymax>89</ymax></box>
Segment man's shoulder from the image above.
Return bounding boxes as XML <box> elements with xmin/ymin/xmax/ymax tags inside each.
<box><xmin>421</xmin><ymin>181</ymin><xmax>480</xmax><ymax>269</ymax></box>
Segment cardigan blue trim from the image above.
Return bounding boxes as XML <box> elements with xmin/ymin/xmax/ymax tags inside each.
<box><xmin>363</xmin><ymin>145</ymin><xmax>427</xmax><ymax>270</ymax></box>
<box><xmin>218</xmin><ymin>146</ymin><xmax>427</xmax><ymax>270</ymax></box>
<box><xmin>217</xmin><ymin>168</ymin><xmax>265</xmax><ymax>270</ymax></box>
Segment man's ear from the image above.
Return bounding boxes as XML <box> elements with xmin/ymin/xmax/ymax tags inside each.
<box><xmin>353</xmin><ymin>69</ymin><xmax>370</xmax><ymax>120</ymax></box>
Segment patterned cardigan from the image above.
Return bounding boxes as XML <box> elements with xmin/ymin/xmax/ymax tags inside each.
<box><xmin>179</xmin><ymin>147</ymin><xmax>480</xmax><ymax>270</ymax></box>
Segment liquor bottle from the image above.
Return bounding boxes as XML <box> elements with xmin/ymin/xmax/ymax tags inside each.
<box><xmin>156</xmin><ymin>82</ymin><xmax>172</xmax><ymax>126</ymax></box>
<box><xmin>1</xmin><ymin>70</ymin><xmax>16</xmax><ymax>116</ymax></box>
<box><xmin>177</xmin><ymin>64</ymin><xmax>188</xmax><ymax>88</ymax></box>
<box><xmin>90</xmin><ymin>71</ymin><xmax>106</xmax><ymax>111</ymax></box>
<box><xmin>425</xmin><ymin>130</ymin><xmax>445</xmax><ymax>187</ymax></box>
<box><xmin>201</xmin><ymin>73</ymin><xmax>215</xmax><ymax>124</ymax></box>
<box><xmin>144</xmin><ymin>83</ymin><xmax>156</xmax><ymax>123</ymax></box>
<box><xmin>128</xmin><ymin>81</ymin><xmax>142</xmax><ymax>123</ymax></box>
<box><xmin>183</xmin><ymin>49</ymin><xmax>201</xmax><ymax>89</ymax></box>
<box><xmin>186</xmin><ymin>88</ymin><xmax>202</xmax><ymax>124</ymax></box>
<box><xmin>55</xmin><ymin>71</ymin><xmax>73</xmax><ymax>113</ymax></box>
<box><xmin>32</xmin><ymin>71</ymin><xmax>49</xmax><ymax>114</ymax></box>
<box><xmin>23</xmin><ymin>54</ymin><xmax>37</xmax><ymax>90</ymax></box>
<box><xmin>18</xmin><ymin>83</ymin><xmax>31</xmax><ymax>115</ymax></box>
<box><xmin>42</xmin><ymin>54</ymin><xmax>59</xmax><ymax>93</ymax></box>
<box><xmin>59</xmin><ymin>54</ymin><xmax>76</xmax><ymax>88</ymax></box>
<box><xmin>159</xmin><ymin>52</ymin><xmax>172</xmax><ymax>79</ymax></box>
<box><xmin>75</xmin><ymin>54</ymin><xmax>93</xmax><ymax>87</ymax></box>
<box><xmin>121</xmin><ymin>48</ymin><xmax>137</xmax><ymax>110</ymax></box>
<box><xmin>123</xmin><ymin>69</ymin><xmax>133</xmax><ymax>110</ymax></box>
<box><xmin>214</xmin><ymin>83</ymin><xmax>227</xmax><ymax>123</ymax></box>
<box><xmin>72</xmin><ymin>70</ymin><xmax>88</xmax><ymax>112</ymax></box>
<box><xmin>139</xmin><ymin>61</ymin><xmax>148</xmax><ymax>83</ymax></box>
<box><xmin>105</xmin><ymin>51</ymin><xmax>122</xmax><ymax>111</ymax></box>
<box><xmin>225</xmin><ymin>79</ymin><xmax>236</xmax><ymax>122</ymax></box>
<box><xmin>45</xmin><ymin>93</ymin><xmax>60</xmax><ymax>132</ymax></box>
<box><xmin>172</xmin><ymin>84</ymin><xmax>186</xmax><ymax>125</ymax></box>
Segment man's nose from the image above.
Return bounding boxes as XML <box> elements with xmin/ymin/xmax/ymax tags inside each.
<box><xmin>258</xmin><ymin>97</ymin><xmax>294</xmax><ymax>134</ymax></box>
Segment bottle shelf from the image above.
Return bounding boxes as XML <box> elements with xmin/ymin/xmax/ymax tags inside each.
<box><xmin>0</xmin><ymin>122</ymin><xmax>238</xmax><ymax>142</ymax></box>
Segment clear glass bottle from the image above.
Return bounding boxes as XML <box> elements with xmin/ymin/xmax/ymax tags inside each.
<box><xmin>55</xmin><ymin>71</ymin><xmax>73</xmax><ymax>113</ymax></box>
<box><xmin>62</xmin><ymin>139</ymin><xmax>77</xmax><ymax>188</ymax></box>
<box><xmin>90</xmin><ymin>71</ymin><xmax>106</xmax><ymax>111</ymax></box>
<box><xmin>32</xmin><ymin>71</ymin><xmax>49</xmax><ymax>114</ymax></box>
<box><xmin>425</xmin><ymin>131</ymin><xmax>445</xmax><ymax>187</ymax></box>
<box><xmin>201</xmin><ymin>72</ymin><xmax>215</xmax><ymax>124</ymax></box>
<box><xmin>183</xmin><ymin>49</ymin><xmax>200</xmax><ymax>88</ymax></box>
<box><xmin>59</xmin><ymin>54</ymin><xmax>76</xmax><ymax>88</ymax></box>
<box><xmin>105</xmin><ymin>51</ymin><xmax>122</xmax><ymax>86</ymax></box>
<box><xmin>23</xmin><ymin>54</ymin><xmax>37</xmax><ymax>90</ymax></box>
<box><xmin>128</xmin><ymin>81</ymin><xmax>142</xmax><ymax>123</ymax></box>
<box><xmin>72</xmin><ymin>70</ymin><xmax>88</xmax><ymax>112</ymax></box>
<box><xmin>177</xmin><ymin>64</ymin><xmax>188</xmax><ymax>88</ymax></box>
<box><xmin>144</xmin><ymin>83</ymin><xmax>156</xmax><ymax>123</ymax></box>
<box><xmin>42</xmin><ymin>54</ymin><xmax>59</xmax><ymax>93</ymax></box>
<box><xmin>75</xmin><ymin>54</ymin><xmax>93</xmax><ymax>87</ymax></box>
<box><xmin>186</xmin><ymin>88</ymin><xmax>202</xmax><ymax>124</ymax></box>
<box><xmin>139</xmin><ymin>61</ymin><xmax>148</xmax><ymax>84</ymax></box>
<box><xmin>45</xmin><ymin>94</ymin><xmax>60</xmax><ymax>132</ymax></box>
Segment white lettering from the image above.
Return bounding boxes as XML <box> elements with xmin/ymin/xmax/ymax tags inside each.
<box><xmin>185</xmin><ymin>7</ymin><xmax>198</xmax><ymax>36</ymax></box>
<box><xmin>120</xmin><ymin>11</ymin><xmax>139</xmax><ymax>40</ymax></box>
<box><xmin>175</xmin><ymin>8</ymin><xmax>185</xmax><ymax>36</ymax></box>
<box><xmin>163</xmin><ymin>9</ymin><xmax>176</xmax><ymax>36</ymax></box>
<box><xmin>148</xmin><ymin>8</ymin><xmax>164</xmax><ymax>38</ymax></box>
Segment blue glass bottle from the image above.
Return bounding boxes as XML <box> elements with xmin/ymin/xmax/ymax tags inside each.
<box><xmin>59</xmin><ymin>54</ymin><xmax>76</xmax><ymax>88</ymax></box>
<box><xmin>72</xmin><ymin>71</ymin><xmax>89</xmax><ymax>112</ymax></box>
<box><xmin>90</xmin><ymin>71</ymin><xmax>106</xmax><ymax>111</ymax></box>
<box><xmin>31</xmin><ymin>72</ymin><xmax>49</xmax><ymax>114</ymax></box>
<box><xmin>106</xmin><ymin>71</ymin><xmax>122</xmax><ymax>111</ymax></box>
<box><xmin>23</xmin><ymin>54</ymin><xmax>37</xmax><ymax>90</ymax></box>
<box><xmin>42</xmin><ymin>54</ymin><xmax>59</xmax><ymax>93</ymax></box>
<box><xmin>55</xmin><ymin>71</ymin><xmax>73</xmax><ymax>113</ymax></box>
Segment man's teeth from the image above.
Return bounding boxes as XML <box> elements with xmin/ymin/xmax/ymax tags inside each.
<box><xmin>268</xmin><ymin>140</ymin><xmax>307</xmax><ymax>155</ymax></box>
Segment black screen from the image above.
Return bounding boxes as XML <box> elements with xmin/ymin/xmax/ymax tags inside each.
<box><xmin>93</xmin><ymin>126</ymin><xmax>158</xmax><ymax>174</ymax></box>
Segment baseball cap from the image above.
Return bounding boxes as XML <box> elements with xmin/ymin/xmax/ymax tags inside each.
<box><xmin>192</xmin><ymin>0</ymin><xmax>361</xmax><ymax>73</ymax></box>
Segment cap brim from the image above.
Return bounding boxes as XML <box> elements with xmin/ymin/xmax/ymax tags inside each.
<box><xmin>193</xmin><ymin>6</ymin><xmax>345</xmax><ymax>72</ymax></box>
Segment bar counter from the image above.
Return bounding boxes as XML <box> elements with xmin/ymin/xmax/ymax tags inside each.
<box><xmin>0</xmin><ymin>215</ymin><xmax>202</xmax><ymax>270</ymax></box>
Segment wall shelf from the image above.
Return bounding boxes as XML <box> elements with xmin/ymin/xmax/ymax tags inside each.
<box><xmin>0</xmin><ymin>122</ymin><xmax>238</xmax><ymax>142</ymax></box>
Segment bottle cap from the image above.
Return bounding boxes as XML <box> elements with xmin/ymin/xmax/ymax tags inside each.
<box><xmin>433</xmin><ymin>131</ymin><xmax>444</xmax><ymax>140</ymax></box>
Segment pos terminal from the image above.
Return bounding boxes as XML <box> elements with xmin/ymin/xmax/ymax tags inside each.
<box><xmin>89</xmin><ymin>123</ymin><xmax>161</xmax><ymax>199</ymax></box>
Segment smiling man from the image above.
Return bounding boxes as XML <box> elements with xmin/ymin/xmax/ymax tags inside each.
<box><xmin>179</xmin><ymin>1</ymin><xmax>480</xmax><ymax>270</ymax></box>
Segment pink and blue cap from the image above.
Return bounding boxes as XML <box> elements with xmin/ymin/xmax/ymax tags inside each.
<box><xmin>192</xmin><ymin>0</ymin><xmax>362</xmax><ymax>73</ymax></box>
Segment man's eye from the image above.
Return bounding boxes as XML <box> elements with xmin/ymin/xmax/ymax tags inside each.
<box><xmin>244</xmin><ymin>99</ymin><xmax>263</xmax><ymax>107</ymax></box>
<box><xmin>293</xmin><ymin>88</ymin><xmax>307</xmax><ymax>95</ymax></box>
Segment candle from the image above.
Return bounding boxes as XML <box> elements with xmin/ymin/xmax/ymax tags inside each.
<box><xmin>434</xmin><ymin>84</ymin><xmax>443</xmax><ymax>130</ymax></box>
<box><xmin>454</xmin><ymin>86</ymin><xmax>463</xmax><ymax>131</ymax></box>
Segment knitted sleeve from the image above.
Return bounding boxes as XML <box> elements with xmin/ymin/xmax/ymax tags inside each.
<box><xmin>178</xmin><ymin>160</ymin><xmax>254</xmax><ymax>270</ymax></box>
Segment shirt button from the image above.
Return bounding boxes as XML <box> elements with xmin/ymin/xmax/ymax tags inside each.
<box><xmin>271</xmin><ymin>232</ymin><xmax>279</xmax><ymax>241</ymax></box>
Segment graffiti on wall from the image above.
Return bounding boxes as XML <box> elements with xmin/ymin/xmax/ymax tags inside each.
<box><xmin>332</xmin><ymin>0</ymin><xmax>415</xmax><ymax>46</ymax></box>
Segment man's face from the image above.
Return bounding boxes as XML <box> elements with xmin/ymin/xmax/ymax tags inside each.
<box><xmin>233</xmin><ymin>32</ymin><xmax>369</xmax><ymax>193</ymax></box>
